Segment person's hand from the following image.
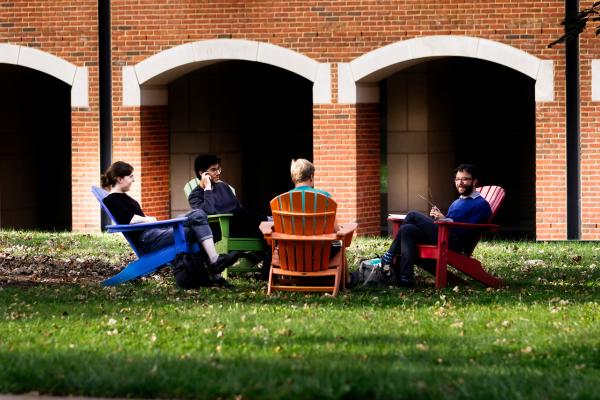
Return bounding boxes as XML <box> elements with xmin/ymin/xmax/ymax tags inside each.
<box><xmin>430</xmin><ymin>206</ymin><xmax>444</xmax><ymax>220</ymax></box>
<box><xmin>200</xmin><ymin>171</ymin><xmax>212</xmax><ymax>190</ymax></box>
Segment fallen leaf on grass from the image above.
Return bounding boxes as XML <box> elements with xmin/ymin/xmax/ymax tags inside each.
<box><xmin>521</xmin><ymin>346</ymin><xmax>533</xmax><ymax>354</ymax></box>
<box><xmin>416</xmin><ymin>343</ymin><xmax>429</xmax><ymax>351</ymax></box>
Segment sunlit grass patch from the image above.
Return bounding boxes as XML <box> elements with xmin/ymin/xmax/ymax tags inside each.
<box><xmin>0</xmin><ymin>231</ymin><xmax>599</xmax><ymax>399</ymax></box>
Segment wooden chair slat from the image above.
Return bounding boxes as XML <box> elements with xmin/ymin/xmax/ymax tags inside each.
<box><xmin>262</xmin><ymin>190</ymin><xmax>356</xmax><ymax>297</ymax></box>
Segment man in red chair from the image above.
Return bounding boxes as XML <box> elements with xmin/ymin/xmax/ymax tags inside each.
<box><xmin>381</xmin><ymin>164</ymin><xmax>492</xmax><ymax>287</ymax></box>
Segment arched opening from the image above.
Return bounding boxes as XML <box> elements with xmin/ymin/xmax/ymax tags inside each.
<box><xmin>169</xmin><ymin>60</ymin><xmax>313</xmax><ymax>217</ymax></box>
<box><xmin>0</xmin><ymin>64</ymin><xmax>72</xmax><ymax>230</ymax></box>
<box><xmin>382</xmin><ymin>57</ymin><xmax>535</xmax><ymax>238</ymax></box>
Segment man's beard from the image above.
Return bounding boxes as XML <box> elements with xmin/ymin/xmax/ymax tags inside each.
<box><xmin>460</xmin><ymin>184</ymin><xmax>474</xmax><ymax>196</ymax></box>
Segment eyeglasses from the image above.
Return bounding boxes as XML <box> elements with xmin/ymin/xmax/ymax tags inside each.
<box><xmin>206</xmin><ymin>167</ymin><xmax>222</xmax><ymax>174</ymax></box>
<box><xmin>454</xmin><ymin>177</ymin><xmax>473</xmax><ymax>183</ymax></box>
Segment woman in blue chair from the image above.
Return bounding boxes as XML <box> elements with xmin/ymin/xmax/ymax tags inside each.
<box><xmin>101</xmin><ymin>161</ymin><xmax>240</xmax><ymax>286</ymax></box>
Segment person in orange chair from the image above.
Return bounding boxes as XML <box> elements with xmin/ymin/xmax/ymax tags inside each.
<box><xmin>289</xmin><ymin>158</ymin><xmax>341</xmax><ymax>237</ymax></box>
<box><xmin>380</xmin><ymin>164</ymin><xmax>492</xmax><ymax>287</ymax></box>
<box><xmin>101</xmin><ymin>161</ymin><xmax>240</xmax><ymax>286</ymax></box>
<box><xmin>290</xmin><ymin>158</ymin><xmax>332</xmax><ymax>197</ymax></box>
<box><xmin>289</xmin><ymin>158</ymin><xmax>342</xmax><ymax>231</ymax></box>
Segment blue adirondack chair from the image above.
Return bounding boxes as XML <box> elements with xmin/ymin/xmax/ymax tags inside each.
<box><xmin>91</xmin><ymin>186</ymin><xmax>200</xmax><ymax>286</ymax></box>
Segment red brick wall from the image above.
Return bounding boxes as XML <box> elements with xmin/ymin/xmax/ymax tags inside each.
<box><xmin>1</xmin><ymin>1</ymin><xmax>100</xmax><ymax>232</ymax></box>
<box><xmin>108</xmin><ymin>0</ymin><xmax>569</xmax><ymax>239</ymax></box>
<box><xmin>580</xmin><ymin>26</ymin><xmax>600</xmax><ymax>239</ymax></box>
<box><xmin>140</xmin><ymin>106</ymin><xmax>170</xmax><ymax>221</ymax></box>
<box><xmin>313</xmin><ymin>104</ymin><xmax>358</xmax><ymax>229</ymax></box>
<box><xmin>356</xmin><ymin>103</ymin><xmax>381</xmax><ymax>235</ymax></box>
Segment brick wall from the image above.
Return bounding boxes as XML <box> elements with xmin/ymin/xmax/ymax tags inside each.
<box><xmin>580</xmin><ymin>27</ymin><xmax>600</xmax><ymax>239</ymax></box>
<box><xmin>108</xmin><ymin>0</ymin><xmax>569</xmax><ymax>239</ymax></box>
<box><xmin>1</xmin><ymin>1</ymin><xmax>100</xmax><ymax>232</ymax></box>
<box><xmin>6</xmin><ymin>1</ymin><xmax>594</xmax><ymax>239</ymax></box>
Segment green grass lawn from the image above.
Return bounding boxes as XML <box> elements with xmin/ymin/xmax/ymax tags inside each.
<box><xmin>0</xmin><ymin>231</ymin><xmax>599</xmax><ymax>399</ymax></box>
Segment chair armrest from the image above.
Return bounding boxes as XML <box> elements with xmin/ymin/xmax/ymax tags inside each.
<box><xmin>270</xmin><ymin>232</ymin><xmax>338</xmax><ymax>241</ymax></box>
<box><xmin>336</xmin><ymin>222</ymin><xmax>358</xmax><ymax>247</ymax></box>
<box><xmin>434</xmin><ymin>220</ymin><xmax>500</xmax><ymax>231</ymax></box>
<box><xmin>208</xmin><ymin>213</ymin><xmax>233</xmax><ymax>220</ymax></box>
<box><xmin>106</xmin><ymin>217</ymin><xmax>188</xmax><ymax>233</ymax></box>
<box><xmin>259</xmin><ymin>221</ymin><xmax>274</xmax><ymax>236</ymax></box>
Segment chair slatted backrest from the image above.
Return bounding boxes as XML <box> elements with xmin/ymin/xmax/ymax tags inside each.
<box><xmin>476</xmin><ymin>185</ymin><xmax>506</xmax><ymax>221</ymax></box>
<box><xmin>270</xmin><ymin>191</ymin><xmax>337</xmax><ymax>272</ymax></box>
<box><xmin>455</xmin><ymin>185</ymin><xmax>505</xmax><ymax>256</ymax></box>
<box><xmin>91</xmin><ymin>186</ymin><xmax>142</xmax><ymax>257</ymax></box>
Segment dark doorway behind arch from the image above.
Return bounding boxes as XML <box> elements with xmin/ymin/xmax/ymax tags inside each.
<box><xmin>383</xmin><ymin>58</ymin><xmax>535</xmax><ymax>239</ymax></box>
<box><xmin>169</xmin><ymin>60</ymin><xmax>313</xmax><ymax>217</ymax></box>
<box><xmin>0</xmin><ymin>65</ymin><xmax>72</xmax><ymax>231</ymax></box>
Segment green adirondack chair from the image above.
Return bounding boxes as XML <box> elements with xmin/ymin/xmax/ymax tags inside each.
<box><xmin>184</xmin><ymin>178</ymin><xmax>266</xmax><ymax>275</ymax></box>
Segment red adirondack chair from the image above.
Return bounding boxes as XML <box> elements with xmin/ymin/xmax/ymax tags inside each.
<box><xmin>388</xmin><ymin>185</ymin><xmax>505</xmax><ymax>289</ymax></box>
<box><xmin>259</xmin><ymin>190</ymin><xmax>357</xmax><ymax>297</ymax></box>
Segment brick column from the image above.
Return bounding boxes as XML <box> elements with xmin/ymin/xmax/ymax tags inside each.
<box><xmin>71</xmin><ymin>108</ymin><xmax>100</xmax><ymax>232</ymax></box>
<box><xmin>113</xmin><ymin>105</ymin><xmax>170</xmax><ymax>220</ymax></box>
<box><xmin>580</xmin><ymin>31</ymin><xmax>600</xmax><ymax>239</ymax></box>
<box><xmin>140</xmin><ymin>106</ymin><xmax>170</xmax><ymax>220</ymax></box>
<box><xmin>313</xmin><ymin>104</ymin><xmax>380</xmax><ymax>235</ymax></box>
<box><xmin>535</xmin><ymin>100</ymin><xmax>567</xmax><ymax>240</ymax></box>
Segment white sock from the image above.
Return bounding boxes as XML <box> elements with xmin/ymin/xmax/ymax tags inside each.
<box><xmin>201</xmin><ymin>238</ymin><xmax>219</xmax><ymax>264</ymax></box>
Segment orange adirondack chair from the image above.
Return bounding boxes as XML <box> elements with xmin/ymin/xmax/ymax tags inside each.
<box><xmin>259</xmin><ymin>190</ymin><xmax>357</xmax><ymax>297</ymax></box>
<box><xmin>388</xmin><ymin>185</ymin><xmax>505</xmax><ymax>289</ymax></box>
<box><xmin>421</xmin><ymin>185</ymin><xmax>505</xmax><ymax>288</ymax></box>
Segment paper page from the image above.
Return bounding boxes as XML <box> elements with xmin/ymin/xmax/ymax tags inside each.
<box><xmin>388</xmin><ymin>214</ymin><xmax>407</xmax><ymax>220</ymax></box>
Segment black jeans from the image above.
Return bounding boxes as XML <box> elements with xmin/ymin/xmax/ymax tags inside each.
<box><xmin>387</xmin><ymin>211</ymin><xmax>462</xmax><ymax>280</ymax></box>
<box><xmin>138</xmin><ymin>209</ymin><xmax>213</xmax><ymax>254</ymax></box>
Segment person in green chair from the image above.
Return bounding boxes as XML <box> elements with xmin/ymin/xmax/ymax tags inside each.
<box><xmin>188</xmin><ymin>154</ymin><xmax>267</xmax><ymax>237</ymax></box>
<box><xmin>188</xmin><ymin>154</ymin><xmax>269</xmax><ymax>276</ymax></box>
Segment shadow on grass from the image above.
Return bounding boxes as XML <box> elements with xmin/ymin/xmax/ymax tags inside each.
<box><xmin>0</xmin><ymin>342</ymin><xmax>598</xmax><ymax>400</ymax></box>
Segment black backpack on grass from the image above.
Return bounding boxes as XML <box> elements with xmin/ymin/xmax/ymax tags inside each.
<box><xmin>172</xmin><ymin>251</ymin><xmax>213</xmax><ymax>289</ymax></box>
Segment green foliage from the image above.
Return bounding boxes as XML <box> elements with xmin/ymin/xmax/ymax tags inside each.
<box><xmin>1</xmin><ymin>231</ymin><xmax>600</xmax><ymax>398</ymax></box>
<box><xmin>549</xmin><ymin>1</ymin><xmax>600</xmax><ymax>47</ymax></box>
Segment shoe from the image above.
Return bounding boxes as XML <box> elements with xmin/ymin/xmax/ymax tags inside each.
<box><xmin>208</xmin><ymin>251</ymin><xmax>243</xmax><ymax>275</ymax></box>
<box><xmin>396</xmin><ymin>276</ymin><xmax>415</xmax><ymax>288</ymax></box>
<box><xmin>212</xmin><ymin>276</ymin><xmax>235</xmax><ymax>289</ymax></box>
<box><xmin>347</xmin><ymin>271</ymin><xmax>359</xmax><ymax>289</ymax></box>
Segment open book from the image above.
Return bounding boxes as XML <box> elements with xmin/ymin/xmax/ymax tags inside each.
<box><xmin>387</xmin><ymin>213</ymin><xmax>407</xmax><ymax>220</ymax></box>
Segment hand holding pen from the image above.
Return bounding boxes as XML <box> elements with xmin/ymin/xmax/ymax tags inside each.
<box><xmin>418</xmin><ymin>193</ymin><xmax>445</xmax><ymax>220</ymax></box>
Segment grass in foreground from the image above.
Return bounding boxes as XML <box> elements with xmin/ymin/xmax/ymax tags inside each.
<box><xmin>0</xmin><ymin>231</ymin><xmax>599</xmax><ymax>399</ymax></box>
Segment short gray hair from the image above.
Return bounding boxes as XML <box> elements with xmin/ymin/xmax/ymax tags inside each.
<box><xmin>290</xmin><ymin>158</ymin><xmax>314</xmax><ymax>184</ymax></box>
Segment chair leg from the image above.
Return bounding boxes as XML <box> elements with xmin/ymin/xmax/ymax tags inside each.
<box><xmin>332</xmin><ymin>266</ymin><xmax>342</xmax><ymax>297</ymax></box>
<box><xmin>457</xmin><ymin>258</ymin><xmax>502</xmax><ymax>288</ymax></box>
<box><xmin>267</xmin><ymin>265</ymin><xmax>274</xmax><ymax>295</ymax></box>
<box><xmin>435</xmin><ymin>252</ymin><xmax>448</xmax><ymax>289</ymax></box>
<box><xmin>102</xmin><ymin>247</ymin><xmax>176</xmax><ymax>286</ymax></box>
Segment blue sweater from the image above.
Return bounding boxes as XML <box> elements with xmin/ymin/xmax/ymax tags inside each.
<box><xmin>446</xmin><ymin>195</ymin><xmax>492</xmax><ymax>251</ymax></box>
<box><xmin>447</xmin><ymin>195</ymin><xmax>492</xmax><ymax>224</ymax></box>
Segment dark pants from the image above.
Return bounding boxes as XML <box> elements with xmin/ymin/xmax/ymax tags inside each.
<box><xmin>230</xmin><ymin>208</ymin><xmax>267</xmax><ymax>238</ymax></box>
<box><xmin>387</xmin><ymin>211</ymin><xmax>462</xmax><ymax>280</ymax></box>
<box><xmin>138</xmin><ymin>209</ymin><xmax>213</xmax><ymax>254</ymax></box>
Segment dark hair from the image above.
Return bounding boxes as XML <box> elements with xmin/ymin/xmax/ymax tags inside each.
<box><xmin>454</xmin><ymin>164</ymin><xmax>480</xmax><ymax>180</ymax></box>
<box><xmin>194</xmin><ymin>154</ymin><xmax>221</xmax><ymax>178</ymax></box>
<box><xmin>101</xmin><ymin>161</ymin><xmax>133</xmax><ymax>188</ymax></box>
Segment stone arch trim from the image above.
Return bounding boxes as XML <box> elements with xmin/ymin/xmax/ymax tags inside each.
<box><xmin>123</xmin><ymin>39</ymin><xmax>331</xmax><ymax>106</ymax></box>
<box><xmin>0</xmin><ymin>43</ymin><xmax>88</xmax><ymax>108</ymax></box>
<box><xmin>338</xmin><ymin>35</ymin><xmax>553</xmax><ymax>103</ymax></box>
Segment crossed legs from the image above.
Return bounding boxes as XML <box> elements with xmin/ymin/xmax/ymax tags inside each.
<box><xmin>382</xmin><ymin>211</ymin><xmax>438</xmax><ymax>284</ymax></box>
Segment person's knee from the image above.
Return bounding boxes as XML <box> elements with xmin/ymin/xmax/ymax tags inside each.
<box><xmin>187</xmin><ymin>209</ymin><xmax>208</xmax><ymax>224</ymax></box>
<box><xmin>404</xmin><ymin>211</ymin><xmax>424</xmax><ymax>224</ymax></box>
<box><xmin>400</xmin><ymin>223</ymin><xmax>419</xmax><ymax>235</ymax></box>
